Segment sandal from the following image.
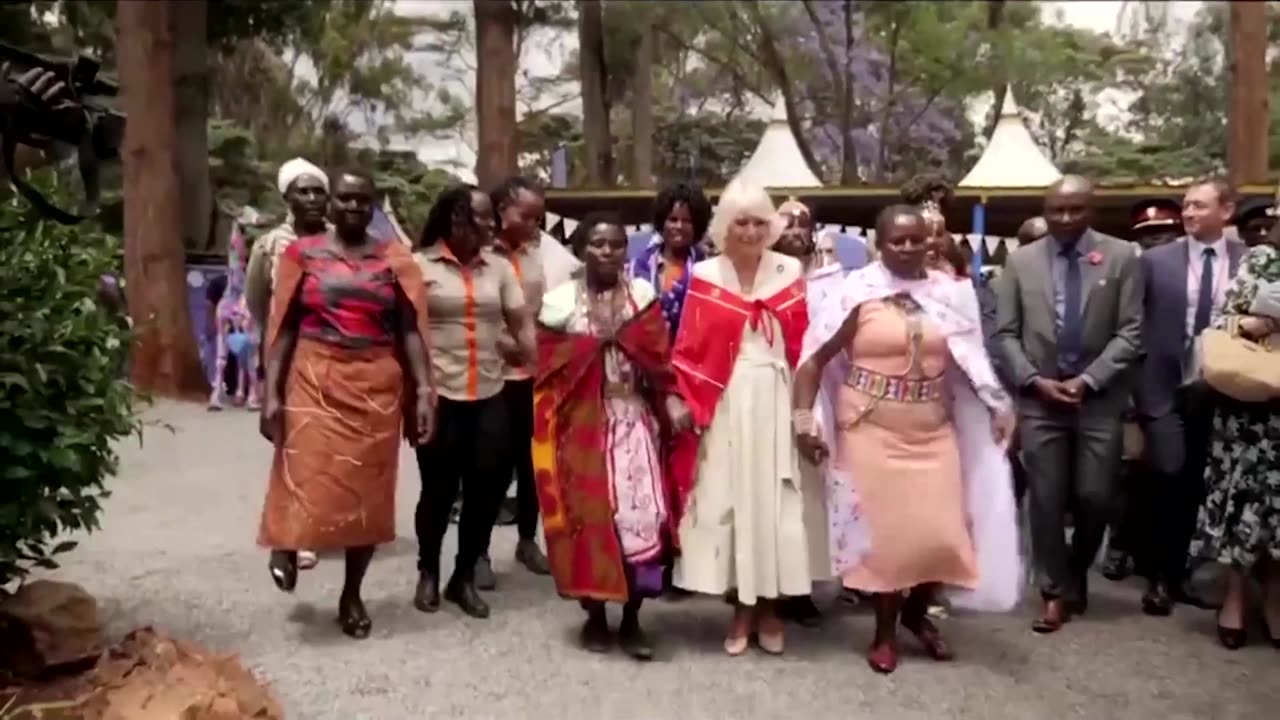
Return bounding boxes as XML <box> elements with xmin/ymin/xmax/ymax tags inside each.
<box><xmin>902</xmin><ymin>615</ymin><xmax>955</xmax><ymax>661</ymax></box>
<box><xmin>268</xmin><ymin>550</ymin><xmax>297</xmax><ymax>592</ymax></box>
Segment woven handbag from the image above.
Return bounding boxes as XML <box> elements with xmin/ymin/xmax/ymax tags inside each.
<box><xmin>1201</xmin><ymin>316</ymin><xmax>1280</xmax><ymax>402</ymax></box>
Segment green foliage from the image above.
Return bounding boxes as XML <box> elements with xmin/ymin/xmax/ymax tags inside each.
<box><xmin>655</xmin><ymin>113</ymin><xmax>765</xmax><ymax>187</ymax></box>
<box><xmin>0</xmin><ymin>175</ymin><xmax>139</xmax><ymax>588</ymax></box>
<box><xmin>208</xmin><ymin>0</ymin><xmax>328</xmax><ymax>52</ymax></box>
<box><xmin>208</xmin><ymin>119</ymin><xmax>283</xmax><ymax>216</ymax></box>
<box><xmin>359</xmin><ymin>147</ymin><xmax>457</xmax><ymax>234</ymax></box>
<box><xmin>519</xmin><ymin>112</ymin><xmax>582</xmax><ymax>181</ymax></box>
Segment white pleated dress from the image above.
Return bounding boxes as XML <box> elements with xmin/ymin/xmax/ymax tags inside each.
<box><xmin>673</xmin><ymin>254</ymin><xmax>812</xmax><ymax>605</ymax></box>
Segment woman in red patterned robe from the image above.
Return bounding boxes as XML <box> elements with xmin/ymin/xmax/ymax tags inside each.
<box><xmin>533</xmin><ymin>213</ymin><xmax>689</xmax><ymax>660</ymax></box>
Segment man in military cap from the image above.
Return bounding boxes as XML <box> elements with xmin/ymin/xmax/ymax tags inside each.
<box><xmin>1235</xmin><ymin>197</ymin><xmax>1278</xmax><ymax>248</ymax></box>
<box><xmin>1130</xmin><ymin>198</ymin><xmax>1183</xmax><ymax>250</ymax></box>
<box><xmin>1097</xmin><ymin>198</ymin><xmax>1183</xmax><ymax>583</ymax></box>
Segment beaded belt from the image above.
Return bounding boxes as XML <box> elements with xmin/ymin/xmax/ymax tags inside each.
<box><xmin>845</xmin><ymin>366</ymin><xmax>944</xmax><ymax>403</ymax></box>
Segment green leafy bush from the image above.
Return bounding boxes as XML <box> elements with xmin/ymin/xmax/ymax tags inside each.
<box><xmin>0</xmin><ymin>177</ymin><xmax>139</xmax><ymax>588</ymax></box>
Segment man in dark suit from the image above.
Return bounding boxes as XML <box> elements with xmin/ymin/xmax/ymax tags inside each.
<box><xmin>1134</xmin><ymin>179</ymin><xmax>1247</xmax><ymax>616</ymax></box>
<box><xmin>994</xmin><ymin>175</ymin><xmax>1144</xmax><ymax>633</ymax></box>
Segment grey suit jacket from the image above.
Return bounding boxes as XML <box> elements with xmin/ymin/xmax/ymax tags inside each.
<box><xmin>1135</xmin><ymin>236</ymin><xmax>1248</xmax><ymax>420</ymax></box>
<box><xmin>993</xmin><ymin>229</ymin><xmax>1144</xmax><ymax>414</ymax></box>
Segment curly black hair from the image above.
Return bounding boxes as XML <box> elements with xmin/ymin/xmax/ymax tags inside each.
<box><xmin>489</xmin><ymin>176</ymin><xmax>544</xmax><ymax>232</ymax></box>
<box><xmin>418</xmin><ymin>183</ymin><xmax>481</xmax><ymax>249</ymax></box>
<box><xmin>899</xmin><ymin>173</ymin><xmax>954</xmax><ymax>210</ymax></box>
<box><xmin>652</xmin><ymin>182</ymin><xmax>713</xmax><ymax>242</ymax></box>
<box><xmin>569</xmin><ymin>211</ymin><xmax>626</xmax><ymax>258</ymax></box>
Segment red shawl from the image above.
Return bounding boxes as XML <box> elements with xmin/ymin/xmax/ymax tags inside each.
<box><xmin>532</xmin><ymin>299</ymin><xmax>675</xmax><ymax>602</ymax></box>
<box><xmin>667</xmin><ymin>274</ymin><xmax>808</xmax><ymax>536</ymax></box>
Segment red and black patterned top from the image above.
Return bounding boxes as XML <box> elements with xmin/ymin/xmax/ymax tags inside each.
<box><xmin>287</xmin><ymin>234</ymin><xmax>399</xmax><ymax>348</ymax></box>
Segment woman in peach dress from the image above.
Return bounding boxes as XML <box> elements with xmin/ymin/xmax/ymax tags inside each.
<box><xmin>793</xmin><ymin>205</ymin><xmax>1021</xmax><ymax>674</ymax></box>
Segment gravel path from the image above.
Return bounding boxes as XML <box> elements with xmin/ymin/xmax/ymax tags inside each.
<box><xmin>46</xmin><ymin>400</ymin><xmax>1279</xmax><ymax>719</ymax></box>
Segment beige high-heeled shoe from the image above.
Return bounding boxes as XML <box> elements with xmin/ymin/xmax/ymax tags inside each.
<box><xmin>723</xmin><ymin>633</ymin><xmax>750</xmax><ymax>656</ymax></box>
<box><xmin>756</xmin><ymin>613</ymin><xmax>785</xmax><ymax>655</ymax></box>
<box><xmin>724</xmin><ymin>606</ymin><xmax>753</xmax><ymax>656</ymax></box>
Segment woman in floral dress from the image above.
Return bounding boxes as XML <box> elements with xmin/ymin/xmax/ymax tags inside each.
<box><xmin>1189</xmin><ymin>238</ymin><xmax>1280</xmax><ymax>649</ymax></box>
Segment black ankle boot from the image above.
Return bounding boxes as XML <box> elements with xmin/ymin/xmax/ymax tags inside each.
<box><xmin>413</xmin><ymin>571</ymin><xmax>440</xmax><ymax>613</ymax></box>
<box><xmin>618</xmin><ymin>607</ymin><xmax>653</xmax><ymax>661</ymax></box>
<box><xmin>337</xmin><ymin>593</ymin><xmax>372</xmax><ymax>639</ymax></box>
<box><xmin>444</xmin><ymin>575</ymin><xmax>490</xmax><ymax>619</ymax></box>
<box><xmin>581</xmin><ymin>604</ymin><xmax>611</xmax><ymax>654</ymax></box>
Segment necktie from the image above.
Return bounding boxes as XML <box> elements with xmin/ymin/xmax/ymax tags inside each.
<box><xmin>1060</xmin><ymin>247</ymin><xmax>1083</xmax><ymax>375</ymax></box>
<box><xmin>1194</xmin><ymin>247</ymin><xmax>1216</xmax><ymax>335</ymax></box>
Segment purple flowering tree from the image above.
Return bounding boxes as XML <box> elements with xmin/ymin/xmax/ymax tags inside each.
<box><xmin>752</xmin><ymin>0</ymin><xmax>992</xmax><ymax>184</ymax></box>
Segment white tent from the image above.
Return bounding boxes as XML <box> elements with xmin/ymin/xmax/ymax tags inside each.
<box><xmin>732</xmin><ymin>96</ymin><xmax>823</xmax><ymax>189</ymax></box>
<box><xmin>959</xmin><ymin>87</ymin><xmax>1062</xmax><ymax>189</ymax></box>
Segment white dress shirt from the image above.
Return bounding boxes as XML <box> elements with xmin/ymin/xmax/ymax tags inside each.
<box><xmin>1184</xmin><ymin>236</ymin><xmax>1229</xmax><ymax>341</ymax></box>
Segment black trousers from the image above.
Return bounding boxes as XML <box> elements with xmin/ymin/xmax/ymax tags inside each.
<box><xmin>496</xmin><ymin>378</ymin><xmax>539</xmax><ymax>543</ymax></box>
<box><xmin>1139</xmin><ymin>386</ymin><xmax>1216</xmax><ymax>587</ymax></box>
<box><xmin>1106</xmin><ymin>458</ymin><xmax>1146</xmax><ymax>559</ymax></box>
<box><xmin>415</xmin><ymin>394</ymin><xmax>510</xmax><ymax>579</ymax></box>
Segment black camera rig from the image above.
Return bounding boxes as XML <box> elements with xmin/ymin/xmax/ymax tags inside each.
<box><xmin>0</xmin><ymin>43</ymin><xmax>126</xmax><ymax>224</ymax></box>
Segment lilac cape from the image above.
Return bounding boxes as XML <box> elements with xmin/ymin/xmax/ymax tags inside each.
<box><xmin>798</xmin><ymin>262</ymin><xmax>1023</xmax><ymax>612</ymax></box>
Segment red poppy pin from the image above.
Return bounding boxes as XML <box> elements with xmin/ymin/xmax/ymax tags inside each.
<box><xmin>1086</xmin><ymin>251</ymin><xmax>1103</xmax><ymax>266</ymax></box>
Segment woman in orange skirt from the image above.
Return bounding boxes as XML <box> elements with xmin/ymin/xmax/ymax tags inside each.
<box><xmin>258</xmin><ymin>170</ymin><xmax>435</xmax><ymax>639</ymax></box>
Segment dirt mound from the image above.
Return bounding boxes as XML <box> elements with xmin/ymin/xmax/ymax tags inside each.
<box><xmin>2</xmin><ymin>626</ymin><xmax>283</xmax><ymax>720</ymax></box>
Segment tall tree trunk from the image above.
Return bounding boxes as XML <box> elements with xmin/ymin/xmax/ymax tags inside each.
<box><xmin>117</xmin><ymin>0</ymin><xmax>208</xmax><ymax>398</ymax></box>
<box><xmin>840</xmin><ymin>0</ymin><xmax>858</xmax><ymax>184</ymax></box>
<box><xmin>982</xmin><ymin>0</ymin><xmax>1008</xmax><ymax>142</ymax></box>
<box><xmin>170</xmin><ymin>0</ymin><xmax>212</xmax><ymax>253</ymax></box>
<box><xmin>578</xmin><ymin>0</ymin><xmax>612</xmax><ymax>187</ymax></box>
<box><xmin>757</xmin><ymin>1</ymin><xmax>823</xmax><ymax>181</ymax></box>
<box><xmin>1227</xmin><ymin>1</ymin><xmax>1269</xmax><ymax>185</ymax></box>
<box><xmin>474</xmin><ymin>0</ymin><xmax>518</xmax><ymax>188</ymax></box>
<box><xmin>630</xmin><ymin>15</ymin><xmax>655</xmax><ymax>188</ymax></box>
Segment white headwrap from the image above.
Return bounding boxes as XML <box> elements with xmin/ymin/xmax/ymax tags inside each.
<box><xmin>277</xmin><ymin>158</ymin><xmax>328</xmax><ymax>195</ymax></box>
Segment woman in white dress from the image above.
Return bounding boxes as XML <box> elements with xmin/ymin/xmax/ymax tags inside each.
<box><xmin>669</xmin><ymin>180</ymin><xmax>812</xmax><ymax>656</ymax></box>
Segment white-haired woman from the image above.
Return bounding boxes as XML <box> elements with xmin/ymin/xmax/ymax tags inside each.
<box><xmin>668</xmin><ymin>180</ymin><xmax>811</xmax><ymax>656</ymax></box>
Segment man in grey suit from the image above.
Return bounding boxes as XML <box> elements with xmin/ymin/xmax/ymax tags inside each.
<box><xmin>994</xmin><ymin>176</ymin><xmax>1144</xmax><ymax>633</ymax></box>
<box><xmin>1134</xmin><ymin>178</ymin><xmax>1246</xmax><ymax>616</ymax></box>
